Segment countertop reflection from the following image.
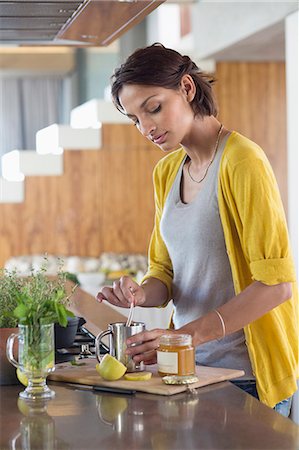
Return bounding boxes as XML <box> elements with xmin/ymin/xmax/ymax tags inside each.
<box><xmin>1</xmin><ymin>381</ymin><xmax>298</xmax><ymax>450</ymax></box>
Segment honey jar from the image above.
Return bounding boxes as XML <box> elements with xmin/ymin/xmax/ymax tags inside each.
<box><xmin>157</xmin><ymin>334</ymin><xmax>195</xmax><ymax>377</ymax></box>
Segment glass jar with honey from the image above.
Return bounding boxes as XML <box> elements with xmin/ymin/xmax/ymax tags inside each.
<box><xmin>157</xmin><ymin>334</ymin><xmax>195</xmax><ymax>377</ymax></box>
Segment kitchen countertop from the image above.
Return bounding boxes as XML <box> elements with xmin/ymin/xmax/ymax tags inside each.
<box><xmin>1</xmin><ymin>381</ymin><xmax>298</xmax><ymax>449</ymax></box>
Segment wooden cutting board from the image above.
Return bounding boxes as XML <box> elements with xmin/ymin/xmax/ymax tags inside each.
<box><xmin>49</xmin><ymin>359</ymin><xmax>244</xmax><ymax>396</ymax></box>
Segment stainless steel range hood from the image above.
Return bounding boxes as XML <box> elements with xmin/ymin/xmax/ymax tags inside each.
<box><xmin>0</xmin><ymin>0</ymin><xmax>165</xmax><ymax>47</ymax></box>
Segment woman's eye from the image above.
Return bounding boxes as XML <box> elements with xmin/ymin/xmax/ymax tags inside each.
<box><xmin>151</xmin><ymin>105</ymin><xmax>161</xmax><ymax>114</ymax></box>
<box><xmin>131</xmin><ymin>118</ymin><xmax>139</xmax><ymax>127</ymax></box>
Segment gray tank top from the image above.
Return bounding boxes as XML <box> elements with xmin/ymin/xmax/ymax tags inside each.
<box><xmin>160</xmin><ymin>137</ymin><xmax>253</xmax><ymax>378</ymax></box>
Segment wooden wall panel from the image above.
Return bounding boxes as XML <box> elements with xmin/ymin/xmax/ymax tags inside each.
<box><xmin>0</xmin><ymin>125</ymin><xmax>162</xmax><ymax>267</ymax></box>
<box><xmin>0</xmin><ymin>62</ymin><xmax>287</xmax><ymax>268</ymax></box>
<box><xmin>99</xmin><ymin>125</ymin><xmax>161</xmax><ymax>253</ymax></box>
<box><xmin>214</xmin><ymin>62</ymin><xmax>287</xmax><ymax>210</ymax></box>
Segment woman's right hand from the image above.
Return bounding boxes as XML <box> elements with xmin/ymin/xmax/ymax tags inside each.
<box><xmin>96</xmin><ymin>276</ymin><xmax>146</xmax><ymax>308</ymax></box>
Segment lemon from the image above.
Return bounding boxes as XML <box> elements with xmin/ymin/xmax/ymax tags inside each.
<box><xmin>43</xmin><ymin>351</ymin><xmax>55</xmax><ymax>370</ymax></box>
<box><xmin>98</xmin><ymin>396</ymin><xmax>128</xmax><ymax>422</ymax></box>
<box><xmin>96</xmin><ymin>354</ymin><xmax>127</xmax><ymax>381</ymax></box>
<box><xmin>17</xmin><ymin>398</ymin><xmax>31</xmax><ymax>416</ymax></box>
<box><xmin>16</xmin><ymin>368</ymin><xmax>28</xmax><ymax>386</ymax></box>
<box><xmin>151</xmin><ymin>431</ymin><xmax>171</xmax><ymax>450</ymax></box>
<box><xmin>124</xmin><ymin>371</ymin><xmax>152</xmax><ymax>381</ymax></box>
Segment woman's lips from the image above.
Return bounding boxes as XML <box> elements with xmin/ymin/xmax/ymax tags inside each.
<box><xmin>153</xmin><ymin>132</ymin><xmax>167</xmax><ymax>145</ymax></box>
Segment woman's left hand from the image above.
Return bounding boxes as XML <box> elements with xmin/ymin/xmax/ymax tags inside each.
<box><xmin>126</xmin><ymin>329</ymin><xmax>174</xmax><ymax>365</ymax></box>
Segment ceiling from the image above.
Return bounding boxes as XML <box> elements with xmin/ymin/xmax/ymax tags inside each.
<box><xmin>208</xmin><ymin>21</ymin><xmax>286</xmax><ymax>61</ymax></box>
<box><xmin>0</xmin><ymin>0</ymin><xmax>165</xmax><ymax>47</ymax></box>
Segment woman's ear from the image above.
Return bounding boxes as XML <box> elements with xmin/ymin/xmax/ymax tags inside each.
<box><xmin>181</xmin><ymin>74</ymin><xmax>196</xmax><ymax>102</ymax></box>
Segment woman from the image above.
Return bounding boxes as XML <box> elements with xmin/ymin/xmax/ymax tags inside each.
<box><xmin>96</xmin><ymin>43</ymin><xmax>298</xmax><ymax>416</ymax></box>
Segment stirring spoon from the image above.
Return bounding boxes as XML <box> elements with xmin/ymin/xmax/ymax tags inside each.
<box><xmin>126</xmin><ymin>287</ymin><xmax>135</xmax><ymax>327</ymax></box>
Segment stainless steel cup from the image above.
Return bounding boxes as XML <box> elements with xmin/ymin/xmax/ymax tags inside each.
<box><xmin>95</xmin><ymin>322</ymin><xmax>145</xmax><ymax>372</ymax></box>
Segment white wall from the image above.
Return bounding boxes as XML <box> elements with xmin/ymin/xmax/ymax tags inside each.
<box><xmin>285</xmin><ymin>9</ymin><xmax>299</xmax><ymax>425</ymax></box>
<box><xmin>191</xmin><ymin>1</ymin><xmax>298</xmax><ymax>59</ymax></box>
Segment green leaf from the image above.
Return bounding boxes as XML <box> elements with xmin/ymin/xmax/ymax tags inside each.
<box><xmin>70</xmin><ymin>360</ymin><xmax>86</xmax><ymax>366</ymax></box>
<box><xmin>15</xmin><ymin>291</ymin><xmax>24</xmax><ymax>304</ymax></box>
<box><xmin>13</xmin><ymin>303</ymin><xmax>28</xmax><ymax>320</ymax></box>
<box><xmin>64</xmin><ymin>272</ymin><xmax>79</xmax><ymax>285</ymax></box>
<box><xmin>0</xmin><ymin>256</ymin><xmax>77</xmax><ymax>328</ymax></box>
<box><xmin>57</xmin><ymin>304</ymin><xmax>68</xmax><ymax>327</ymax></box>
<box><xmin>65</xmin><ymin>309</ymin><xmax>75</xmax><ymax>318</ymax></box>
<box><xmin>54</xmin><ymin>289</ymin><xmax>65</xmax><ymax>302</ymax></box>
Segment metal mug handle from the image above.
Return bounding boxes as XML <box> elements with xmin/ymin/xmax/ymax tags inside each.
<box><xmin>6</xmin><ymin>332</ymin><xmax>20</xmax><ymax>369</ymax></box>
<box><xmin>10</xmin><ymin>432</ymin><xmax>21</xmax><ymax>450</ymax></box>
<box><xmin>95</xmin><ymin>330</ymin><xmax>112</xmax><ymax>363</ymax></box>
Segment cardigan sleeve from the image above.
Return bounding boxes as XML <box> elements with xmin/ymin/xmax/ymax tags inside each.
<box><xmin>226</xmin><ymin>148</ymin><xmax>296</xmax><ymax>285</ymax></box>
<box><xmin>141</xmin><ymin>163</ymin><xmax>174</xmax><ymax>301</ymax></box>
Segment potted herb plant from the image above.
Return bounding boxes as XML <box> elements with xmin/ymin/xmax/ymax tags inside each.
<box><xmin>0</xmin><ymin>270</ymin><xmax>24</xmax><ymax>385</ymax></box>
<box><xmin>0</xmin><ymin>261</ymin><xmax>75</xmax><ymax>391</ymax></box>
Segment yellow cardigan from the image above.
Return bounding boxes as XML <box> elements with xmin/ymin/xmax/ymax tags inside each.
<box><xmin>142</xmin><ymin>131</ymin><xmax>298</xmax><ymax>407</ymax></box>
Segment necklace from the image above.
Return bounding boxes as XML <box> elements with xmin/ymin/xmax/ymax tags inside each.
<box><xmin>187</xmin><ymin>124</ymin><xmax>223</xmax><ymax>184</ymax></box>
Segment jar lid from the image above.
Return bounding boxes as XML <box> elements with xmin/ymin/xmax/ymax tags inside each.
<box><xmin>159</xmin><ymin>333</ymin><xmax>192</xmax><ymax>347</ymax></box>
<box><xmin>162</xmin><ymin>375</ymin><xmax>199</xmax><ymax>385</ymax></box>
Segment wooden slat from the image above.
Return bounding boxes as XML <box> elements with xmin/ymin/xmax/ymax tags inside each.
<box><xmin>214</xmin><ymin>62</ymin><xmax>287</xmax><ymax>212</ymax></box>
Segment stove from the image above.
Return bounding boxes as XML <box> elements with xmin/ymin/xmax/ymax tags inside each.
<box><xmin>55</xmin><ymin>317</ymin><xmax>108</xmax><ymax>364</ymax></box>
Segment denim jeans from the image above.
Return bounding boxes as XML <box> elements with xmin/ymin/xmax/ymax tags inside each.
<box><xmin>231</xmin><ymin>380</ymin><xmax>293</xmax><ymax>418</ymax></box>
<box><xmin>274</xmin><ymin>397</ymin><xmax>293</xmax><ymax>417</ymax></box>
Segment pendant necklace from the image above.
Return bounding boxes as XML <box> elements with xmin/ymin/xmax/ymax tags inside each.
<box><xmin>187</xmin><ymin>124</ymin><xmax>224</xmax><ymax>184</ymax></box>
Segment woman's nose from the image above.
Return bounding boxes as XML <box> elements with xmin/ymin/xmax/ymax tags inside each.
<box><xmin>139</xmin><ymin>118</ymin><xmax>156</xmax><ymax>138</ymax></box>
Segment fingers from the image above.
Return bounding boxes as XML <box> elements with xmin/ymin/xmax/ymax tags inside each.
<box><xmin>126</xmin><ymin>329</ymin><xmax>168</xmax><ymax>364</ymax></box>
<box><xmin>127</xmin><ymin>328</ymin><xmax>166</xmax><ymax>346</ymax></box>
<box><xmin>96</xmin><ymin>275</ymin><xmax>145</xmax><ymax>308</ymax></box>
<box><xmin>119</xmin><ymin>276</ymin><xmax>144</xmax><ymax>306</ymax></box>
<box><xmin>133</xmin><ymin>350</ymin><xmax>157</xmax><ymax>365</ymax></box>
<box><xmin>96</xmin><ymin>285</ymin><xmax>127</xmax><ymax>308</ymax></box>
<box><xmin>142</xmin><ymin>357</ymin><xmax>157</xmax><ymax>366</ymax></box>
<box><xmin>112</xmin><ymin>279</ymin><xmax>128</xmax><ymax>304</ymax></box>
<box><xmin>96</xmin><ymin>292</ymin><xmax>105</xmax><ymax>303</ymax></box>
<box><xmin>126</xmin><ymin>339</ymin><xmax>159</xmax><ymax>359</ymax></box>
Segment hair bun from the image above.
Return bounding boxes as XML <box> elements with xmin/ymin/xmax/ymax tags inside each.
<box><xmin>180</xmin><ymin>55</ymin><xmax>198</xmax><ymax>74</ymax></box>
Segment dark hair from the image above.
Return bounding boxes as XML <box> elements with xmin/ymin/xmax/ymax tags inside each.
<box><xmin>111</xmin><ymin>43</ymin><xmax>218</xmax><ymax>117</ymax></box>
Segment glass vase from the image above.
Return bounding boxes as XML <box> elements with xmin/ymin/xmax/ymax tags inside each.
<box><xmin>6</xmin><ymin>323</ymin><xmax>55</xmax><ymax>400</ymax></box>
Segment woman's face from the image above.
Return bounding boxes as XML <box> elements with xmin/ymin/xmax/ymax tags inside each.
<box><xmin>118</xmin><ymin>80</ymin><xmax>195</xmax><ymax>152</ymax></box>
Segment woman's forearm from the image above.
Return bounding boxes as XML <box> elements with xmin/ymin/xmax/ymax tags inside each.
<box><xmin>179</xmin><ymin>281</ymin><xmax>292</xmax><ymax>346</ymax></box>
<box><xmin>141</xmin><ymin>277</ymin><xmax>169</xmax><ymax>307</ymax></box>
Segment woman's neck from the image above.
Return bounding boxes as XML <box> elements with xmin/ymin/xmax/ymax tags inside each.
<box><xmin>181</xmin><ymin>116</ymin><xmax>224</xmax><ymax>168</ymax></box>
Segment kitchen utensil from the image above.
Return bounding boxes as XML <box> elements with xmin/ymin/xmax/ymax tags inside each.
<box><xmin>95</xmin><ymin>322</ymin><xmax>145</xmax><ymax>372</ymax></box>
<box><xmin>125</xmin><ymin>287</ymin><xmax>135</xmax><ymax>327</ymax></box>
<box><xmin>126</xmin><ymin>302</ymin><xmax>134</xmax><ymax>328</ymax></box>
